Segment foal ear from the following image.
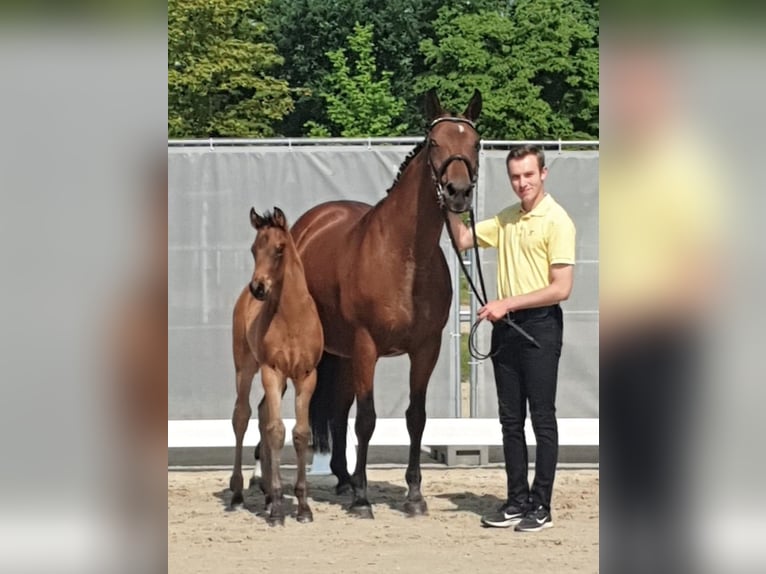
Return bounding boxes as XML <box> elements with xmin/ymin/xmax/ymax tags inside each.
<box><xmin>463</xmin><ymin>89</ymin><xmax>482</xmax><ymax>122</ymax></box>
<box><xmin>272</xmin><ymin>206</ymin><xmax>287</xmax><ymax>230</ymax></box>
<box><xmin>250</xmin><ymin>207</ymin><xmax>267</xmax><ymax>229</ymax></box>
<box><xmin>424</xmin><ymin>88</ymin><xmax>443</xmax><ymax>121</ymax></box>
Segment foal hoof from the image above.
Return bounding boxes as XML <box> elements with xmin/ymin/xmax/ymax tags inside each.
<box><xmin>296</xmin><ymin>508</ymin><xmax>314</xmax><ymax>524</ymax></box>
<box><xmin>349</xmin><ymin>503</ymin><xmax>374</xmax><ymax>520</ymax></box>
<box><xmin>404</xmin><ymin>498</ymin><xmax>428</xmax><ymax>517</ymax></box>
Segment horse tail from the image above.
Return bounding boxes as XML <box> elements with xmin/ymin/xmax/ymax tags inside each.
<box><xmin>309</xmin><ymin>352</ymin><xmax>337</xmax><ymax>454</ymax></box>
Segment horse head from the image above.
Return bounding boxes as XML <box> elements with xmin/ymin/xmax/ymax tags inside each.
<box><xmin>249</xmin><ymin>206</ymin><xmax>289</xmax><ymax>301</ymax></box>
<box><xmin>424</xmin><ymin>88</ymin><xmax>482</xmax><ymax>213</ymax></box>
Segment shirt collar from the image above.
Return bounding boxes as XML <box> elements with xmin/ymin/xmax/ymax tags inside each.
<box><xmin>518</xmin><ymin>193</ymin><xmax>553</xmax><ymax>217</ymax></box>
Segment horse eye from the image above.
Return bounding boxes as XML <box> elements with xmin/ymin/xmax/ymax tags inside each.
<box><xmin>474</xmin><ymin>141</ymin><xmax>481</xmax><ymax>151</ymax></box>
<box><xmin>429</xmin><ymin>138</ymin><xmax>438</xmax><ymax>147</ymax></box>
<box><xmin>275</xmin><ymin>246</ymin><xmax>285</xmax><ymax>257</ymax></box>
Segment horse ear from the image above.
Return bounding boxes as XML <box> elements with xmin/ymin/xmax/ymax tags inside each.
<box><xmin>463</xmin><ymin>89</ymin><xmax>482</xmax><ymax>122</ymax></box>
<box><xmin>424</xmin><ymin>88</ymin><xmax>443</xmax><ymax>121</ymax></box>
<box><xmin>250</xmin><ymin>207</ymin><xmax>266</xmax><ymax>229</ymax></box>
<box><xmin>273</xmin><ymin>206</ymin><xmax>287</xmax><ymax>229</ymax></box>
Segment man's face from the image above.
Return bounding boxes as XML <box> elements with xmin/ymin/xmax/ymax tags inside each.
<box><xmin>508</xmin><ymin>154</ymin><xmax>547</xmax><ymax>206</ymax></box>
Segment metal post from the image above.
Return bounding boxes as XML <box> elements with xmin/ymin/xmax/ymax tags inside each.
<box><xmin>469</xmin><ymin>250</ymin><xmax>480</xmax><ymax>418</ymax></box>
<box><xmin>450</xmin><ymin>244</ymin><xmax>462</xmax><ymax>418</ymax></box>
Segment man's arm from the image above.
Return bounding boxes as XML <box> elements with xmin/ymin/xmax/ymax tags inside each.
<box><xmin>478</xmin><ymin>264</ymin><xmax>574</xmax><ymax>321</ymax></box>
<box><xmin>446</xmin><ymin>212</ymin><xmax>475</xmax><ymax>252</ymax></box>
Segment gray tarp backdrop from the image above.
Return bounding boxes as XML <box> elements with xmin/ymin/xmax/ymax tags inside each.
<box><xmin>169</xmin><ymin>142</ymin><xmax>598</xmax><ymax>423</ymax></box>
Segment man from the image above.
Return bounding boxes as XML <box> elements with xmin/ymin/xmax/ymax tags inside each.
<box><xmin>447</xmin><ymin>145</ymin><xmax>575</xmax><ymax>532</ymax></box>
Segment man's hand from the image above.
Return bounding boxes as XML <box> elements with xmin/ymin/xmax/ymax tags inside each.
<box><xmin>478</xmin><ymin>299</ymin><xmax>514</xmax><ymax>322</ymax></box>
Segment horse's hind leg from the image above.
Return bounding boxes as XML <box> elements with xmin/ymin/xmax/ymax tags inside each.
<box><xmin>349</xmin><ymin>330</ymin><xmax>378</xmax><ymax>519</ymax></box>
<box><xmin>229</xmin><ymin>356</ymin><xmax>258</xmax><ymax>508</ymax></box>
<box><xmin>293</xmin><ymin>369</ymin><xmax>317</xmax><ymax>523</ymax></box>
<box><xmin>403</xmin><ymin>338</ymin><xmax>441</xmax><ymax>516</ymax></box>
<box><xmin>330</xmin><ymin>358</ymin><xmax>355</xmax><ymax>495</ymax></box>
<box><xmin>261</xmin><ymin>366</ymin><xmax>287</xmax><ymax>526</ymax></box>
<box><xmin>249</xmin><ymin>439</ymin><xmax>261</xmax><ymax>489</ymax></box>
<box><xmin>257</xmin><ymin>398</ymin><xmax>272</xmax><ymax>508</ymax></box>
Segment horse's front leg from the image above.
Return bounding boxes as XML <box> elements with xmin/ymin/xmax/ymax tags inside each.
<box><xmin>261</xmin><ymin>366</ymin><xmax>287</xmax><ymax>526</ymax></box>
<box><xmin>293</xmin><ymin>369</ymin><xmax>317</xmax><ymax>523</ymax></box>
<box><xmin>349</xmin><ymin>329</ymin><xmax>378</xmax><ymax>519</ymax></box>
<box><xmin>229</xmin><ymin>356</ymin><xmax>257</xmax><ymax>509</ymax></box>
<box><xmin>404</xmin><ymin>338</ymin><xmax>441</xmax><ymax>516</ymax></box>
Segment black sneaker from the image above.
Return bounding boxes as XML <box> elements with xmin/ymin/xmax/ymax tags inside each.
<box><xmin>514</xmin><ymin>505</ymin><xmax>553</xmax><ymax>532</ymax></box>
<box><xmin>480</xmin><ymin>501</ymin><xmax>526</xmax><ymax>528</ymax></box>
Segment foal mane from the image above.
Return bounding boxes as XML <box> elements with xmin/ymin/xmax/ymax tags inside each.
<box><xmin>384</xmin><ymin>139</ymin><xmax>426</xmax><ymax>195</ymax></box>
<box><xmin>257</xmin><ymin>210</ymin><xmax>287</xmax><ymax>231</ymax></box>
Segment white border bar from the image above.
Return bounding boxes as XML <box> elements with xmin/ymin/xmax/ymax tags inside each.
<box><xmin>168</xmin><ymin>418</ymin><xmax>598</xmax><ymax>448</ymax></box>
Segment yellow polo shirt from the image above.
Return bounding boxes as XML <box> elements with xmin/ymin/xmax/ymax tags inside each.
<box><xmin>600</xmin><ymin>129</ymin><xmax>722</xmax><ymax>313</ymax></box>
<box><xmin>474</xmin><ymin>194</ymin><xmax>576</xmax><ymax>298</ymax></box>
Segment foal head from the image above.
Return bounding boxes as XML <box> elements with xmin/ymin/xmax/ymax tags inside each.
<box><xmin>424</xmin><ymin>88</ymin><xmax>482</xmax><ymax>213</ymax></box>
<box><xmin>248</xmin><ymin>206</ymin><xmax>291</xmax><ymax>301</ymax></box>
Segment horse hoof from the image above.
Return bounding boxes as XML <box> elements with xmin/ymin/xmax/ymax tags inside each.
<box><xmin>404</xmin><ymin>499</ymin><xmax>428</xmax><ymax>517</ymax></box>
<box><xmin>267</xmin><ymin>514</ymin><xmax>285</xmax><ymax>527</ymax></box>
<box><xmin>248</xmin><ymin>475</ymin><xmax>258</xmax><ymax>489</ymax></box>
<box><xmin>296</xmin><ymin>509</ymin><xmax>314</xmax><ymax>524</ymax></box>
<box><xmin>229</xmin><ymin>491</ymin><xmax>244</xmax><ymax>509</ymax></box>
<box><xmin>349</xmin><ymin>503</ymin><xmax>374</xmax><ymax>519</ymax></box>
<box><xmin>335</xmin><ymin>481</ymin><xmax>353</xmax><ymax>496</ymax></box>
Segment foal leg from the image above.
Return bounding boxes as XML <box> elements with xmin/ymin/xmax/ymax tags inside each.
<box><xmin>261</xmin><ymin>366</ymin><xmax>287</xmax><ymax>526</ymax></box>
<box><xmin>349</xmin><ymin>330</ymin><xmax>378</xmax><ymax>518</ymax></box>
<box><xmin>249</xmin><ymin>438</ymin><xmax>261</xmax><ymax>489</ymax></box>
<box><xmin>257</xmin><ymin>397</ymin><xmax>272</xmax><ymax>508</ymax></box>
<box><xmin>229</xmin><ymin>355</ymin><xmax>258</xmax><ymax>508</ymax></box>
<box><xmin>293</xmin><ymin>369</ymin><xmax>317</xmax><ymax>523</ymax></box>
<box><xmin>403</xmin><ymin>338</ymin><xmax>441</xmax><ymax>516</ymax></box>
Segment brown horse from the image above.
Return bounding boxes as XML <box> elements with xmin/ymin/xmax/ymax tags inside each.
<box><xmin>229</xmin><ymin>207</ymin><xmax>324</xmax><ymax>525</ymax></box>
<box><xmin>292</xmin><ymin>89</ymin><xmax>482</xmax><ymax>518</ymax></box>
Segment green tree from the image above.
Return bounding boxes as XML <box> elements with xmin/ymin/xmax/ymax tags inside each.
<box><xmin>308</xmin><ymin>23</ymin><xmax>408</xmax><ymax>137</ymax></box>
<box><xmin>417</xmin><ymin>0</ymin><xmax>598</xmax><ymax>140</ymax></box>
<box><xmin>168</xmin><ymin>0</ymin><xmax>295</xmax><ymax>137</ymax></box>
<box><xmin>265</xmin><ymin>0</ymin><xmax>502</xmax><ymax>136</ymax></box>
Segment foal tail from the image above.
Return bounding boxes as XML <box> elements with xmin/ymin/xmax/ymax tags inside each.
<box><xmin>309</xmin><ymin>352</ymin><xmax>337</xmax><ymax>454</ymax></box>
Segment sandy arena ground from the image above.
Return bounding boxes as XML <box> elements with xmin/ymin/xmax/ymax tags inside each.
<box><xmin>169</xmin><ymin>466</ymin><xmax>598</xmax><ymax>573</ymax></box>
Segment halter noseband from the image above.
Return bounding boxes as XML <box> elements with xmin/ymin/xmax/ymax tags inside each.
<box><xmin>426</xmin><ymin>117</ymin><xmax>480</xmax><ymax>212</ymax></box>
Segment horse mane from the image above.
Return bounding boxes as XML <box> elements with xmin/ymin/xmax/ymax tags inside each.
<box><xmin>384</xmin><ymin>139</ymin><xmax>427</xmax><ymax>195</ymax></box>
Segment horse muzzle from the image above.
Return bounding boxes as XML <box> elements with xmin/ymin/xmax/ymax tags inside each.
<box><xmin>442</xmin><ymin>182</ymin><xmax>474</xmax><ymax>213</ymax></box>
<box><xmin>249</xmin><ymin>281</ymin><xmax>268</xmax><ymax>301</ymax></box>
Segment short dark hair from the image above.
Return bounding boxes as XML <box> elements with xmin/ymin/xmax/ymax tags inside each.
<box><xmin>506</xmin><ymin>145</ymin><xmax>545</xmax><ymax>171</ymax></box>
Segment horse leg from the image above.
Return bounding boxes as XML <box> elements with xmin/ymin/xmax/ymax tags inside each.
<box><xmin>229</xmin><ymin>356</ymin><xmax>257</xmax><ymax>509</ymax></box>
<box><xmin>331</xmin><ymin>357</ymin><xmax>355</xmax><ymax>495</ymax></box>
<box><xmin>261</xmin><ymin>366</ymin><xmax>287</xmax><ymax>526</ymax></box>
<box><xmin>249</xmin><ymin>437</ymin><xmax>261</xmax><ymax>489</ymax></box>
<box><xmin>349</xmin><ymin>330</ymin><xmax>378</xmax><ymax>518</ymax></box>
<box><xmin>257</xmin><ymin>396</ymin><xmax>272</xmax><ymax>509</ymax></box>
<box><xmin>403</xmin><ymin>338</ymin><xmax>441</xmax><ymax>516</ymax></box>
<box><xmin>293</xmin><ymin>369</ymin><xmax>317</xmax><ymax>523</ymax></box>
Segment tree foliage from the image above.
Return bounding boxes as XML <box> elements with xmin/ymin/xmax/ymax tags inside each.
<box><xmin>307</xmin><ymin>23</ymin><xmax>408</xmax><ymax>137</ymax></box>
<box><xmin>417</xmin><ymin>0</ymin><xmax>599</xmax><ymax>139</ymax></box>
<box><xmin>167</xmin><ymin>0</ymin><xmax>599</xmax><ymax>140</ymax></box>
<box><xmin>168</xmin><ymin>0</ymin><xmax>294</xmax><ymax>137</ymax></box>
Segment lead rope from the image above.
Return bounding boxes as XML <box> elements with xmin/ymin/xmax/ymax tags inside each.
<box><xmin>442</xmin><ymin>208</ymin><xmax>540</xmax><ymax>360</ymax></box>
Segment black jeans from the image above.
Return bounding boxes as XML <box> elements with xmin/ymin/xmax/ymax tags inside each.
<box><xmin>600</xmin><ymin>325</ymin><xmax>700</xmax><ymax>574</ymax></box>
<box><xmin>490</xmin><ymin>304</ymin><xmax>563</xmax><ymax>510</ymax></box>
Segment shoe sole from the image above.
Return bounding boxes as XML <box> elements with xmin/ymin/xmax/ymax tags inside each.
<box><xmin>480</xmin><ymin>517</ymin><xmax>523</xmax><ymax>528</ymax></box>
<box><xmin>514</xmin><ymin>521</ymin><xmax>553</xmax><ymax>532</ymax></box>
